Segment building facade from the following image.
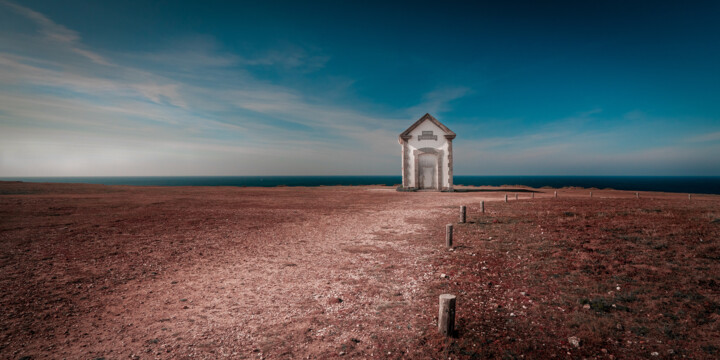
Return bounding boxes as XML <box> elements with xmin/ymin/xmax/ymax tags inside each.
<box><xmin>398</xmin><ymin>113</ymin><xmax>456</xmax><ymax>191</ymax></box>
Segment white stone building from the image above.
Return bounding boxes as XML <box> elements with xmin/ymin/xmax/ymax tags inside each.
<box><xmin>398</xmin><ymin>113</ymin><xmax>456</xmax><ymax>191</ymax></box>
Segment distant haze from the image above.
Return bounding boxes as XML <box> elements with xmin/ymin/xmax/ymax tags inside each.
<box><xmin>1</xmin><ymin>0</ymin><xmax>719</xmax><ymax>176</ymax></box>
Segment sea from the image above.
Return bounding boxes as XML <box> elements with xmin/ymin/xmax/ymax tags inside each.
<box><xmin>1</xmin><ymin>176</ymin><xmax>719</xmax><ymax>195</ymax></box>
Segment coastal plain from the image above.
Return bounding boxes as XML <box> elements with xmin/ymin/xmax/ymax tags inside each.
<box><xmin>1</xmin><ymin>182</ymin><xmax>718</xmax><ymax>359</ymax></box>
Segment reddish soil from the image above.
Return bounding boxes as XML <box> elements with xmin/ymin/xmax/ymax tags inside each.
<box><xmin>0</xmin><ymin>182</ymin><xmax>718</xmax><ymax>359</ymax></box>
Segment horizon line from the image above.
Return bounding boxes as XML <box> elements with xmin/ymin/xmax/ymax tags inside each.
<box><xmin>2</xmin><ymin>175</ymin><xmax>720</xmax><ymax>178</ymax></box>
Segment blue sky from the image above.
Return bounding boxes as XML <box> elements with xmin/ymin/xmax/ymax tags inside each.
<box><xmin>0</xmin><ymin>0</ymin><xmax>718</xmax><ymax>176</ymax></box>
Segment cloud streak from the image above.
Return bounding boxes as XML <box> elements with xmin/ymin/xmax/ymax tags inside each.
<box><xmin>0</xmin><ymin>1</ymin><xmax>416</xmax><ymax>176</ymax></box>
<box><xmin>2</xmin><ymin>0</ymin><xmax>112</xmax><ymax>65</ymax></box>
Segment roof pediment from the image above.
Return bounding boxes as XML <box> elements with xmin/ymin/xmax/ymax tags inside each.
<box><xmin>399</xmin><ymin>113</ymin><xmax>456</xmax><ymax>141</ymax></box>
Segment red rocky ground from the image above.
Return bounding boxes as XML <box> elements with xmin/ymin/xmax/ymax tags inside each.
<box><xmin>0</xmin><ymin>182</ymin><xmax>718</xmax><ymax>359</ymax></box>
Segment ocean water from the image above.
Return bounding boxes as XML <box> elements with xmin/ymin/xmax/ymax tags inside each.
<box><xmin>2</xmin><ymin>176</ymin><xmax>719</xmax><ymax>195</ymax></box>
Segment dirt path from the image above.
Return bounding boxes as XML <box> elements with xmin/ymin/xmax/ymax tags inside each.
<box><xmin>0</xmin><ymin>183</ymin><xmax>493</xmax><ymax>359</ymax></box>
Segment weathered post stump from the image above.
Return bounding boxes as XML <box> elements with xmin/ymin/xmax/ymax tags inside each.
<box><xmin>590</xmin><ymin>191</ymin><xmax>593</xmax><ymax>198</ymax></box>
<box><xmin>504</xmin><ymin>194</ymin><xmax>508</xmax><ymax>203</ymax></box>
<box><xmin>689</xmin><ymin>194</ymin><xmax>692</xmax><ymax>200</ymax></box>
<box><xmin>460</xmin><ymin>206</ymin><xmax>466</xmax><ymax>223</ymax></box>
<box><xmin>532</xmin><ymin>192</ymin><xmax>535</xmax><ymax>199</ymax></box>
<box><xmin>515</xmin><ymin>194</ymin><xmax>518</xmax><ymax>200</ymax></box>
<box><xmin>554</xmin><ymin>191</ymin><xmax>558</xmax><ymax>198</ymax></box>
<box><xmin>481</xmin><ymin>201</ymin><xmax>485</xmax><ymax>213</ymax></box>
<box><xmin>438</xmin><ymin>294</ymin><xmax>456</xmax><ymax>336</ymax></box>
<box><xmin>446</xmin><ymin>224</ymin><xmax>453</xmax><ymax>248</ymax></box>
<box><xmin>636</xmin><ymin>192</ymin><xmax>639</xmax><ymax>199</ymax></box>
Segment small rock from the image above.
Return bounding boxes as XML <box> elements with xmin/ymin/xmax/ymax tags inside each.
<box><xmin>601</xmin><ymin>348</ymin><xmax>608</xmax><ymax>354</ymax></box>
<box><xmin>440</xmin><ymin>274</ymin><xmax>447</xmax><ymax>278</ymax></box>
<box><xmin>616</xmin><ymin>323</ymin><xmax>624</xmax><ymax>331</ymax></box>
<box><xmin>338</xmin><ymin>351</ymin><xmax>345</xmax><ymax>356</ymax></box>
<box><xmin>583</xmin><ymin>304</ymin><xmax>591</xmax><ymax>310</ymax></box>
<box><xmin>520</xmin><ymin>291</ymin><xmax>527</xmax><ymax>296</ymax></box>
<box><xmin>568</xmin><ymin>336</ymin><xmax>580</xmax><ymax>348</ymax></box>
<box><xmin>651</xmin><ymin>352</ymin><xmax>659</xmax><ymax>356</ymax></box>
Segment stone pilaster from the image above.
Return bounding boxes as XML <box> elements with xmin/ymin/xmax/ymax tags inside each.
<box><xmin>447</xmin><ymin>139</ymin><xmax>454</xmax><ymax>191</ymax></box>
<box><xmin>401</xmin><ymin>141</ymin><xmax>407</xmax><ymax>188</ymax></box>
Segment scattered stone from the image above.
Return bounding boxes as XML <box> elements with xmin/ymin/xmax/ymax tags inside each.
<box><xmin>440</xmin><ymin>274</ymin><xmax>447</xmax><ymax>278</ymax></box>
<box><xmin>338</xmin><ymin>351</ymin><xmax>345</xmax><ymax>356</ymax></box>
<box><xmin>616</xmin><ymin>323</ymin><xmax>624</xmax><ymax>331</ymax></box>
<box><xmin>568</xmin><ymin>336</ymin><xmax>581</xmax><ymax>348</ymax></box>
<box><xmin>651</xmin><ymin>352</ymin><xmax>659</xmax><ymax>356</ymax></box>
<box><xmin>583</xmin><ymin>304</ymin><xmax>591</xmax><ymax>310</ymax></box>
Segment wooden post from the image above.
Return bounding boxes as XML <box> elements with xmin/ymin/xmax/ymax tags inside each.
<box><xmin>459</xmin><ymin>206</ymin><xmax>466</xmax><ymax>223</ymax></box>
<box><xmin>481</xmin><ymin>201</ymin><xmax>485</xmax><ymax>213</ymax></box>
<box><xmin>515</xmin><ymin>194</ymin><xmax>518</xmax><ymax>200</ymax></box>
<box><xmin>590</xmin><ymin>191</ymin><xmax>593</xmax><ymax>198</ymax></box>
<box><xmin>446</xmin><ymin>224</ymin><xmax>453</xmax><ymax>248</ymax></box>
<box><xmin>689</xmin><ymin>194</ymin><xmax>692</xmax><ymax>200</ymax></box>
<box><xmin>504</xmin><ymin>194</ymin><xmax>508</xmax><ymax>203</ymax></box>
<box><xmin>438</xmin><ymin>294</ymin><xmax>456</xmax><ymax>336</ymax></box>
<box><xmin>532</xmin><ymin>192</ymin><xmax>535</xmax><ymax>199</ymax></box>
<box><xmin>554</xmin><ymin>191</ymin><xmax>557</xmax><ymax>198</ymax></box>
<box><xmin>636</xmin><ymin>192</ymin><xmax>639</xmax><ymax>199</ymax></box>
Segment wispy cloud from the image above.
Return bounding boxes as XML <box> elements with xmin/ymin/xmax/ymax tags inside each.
<box><xmin>2</xmin><ymin>0</ymin><xmax>112</xmax><ymax>66</ymax></box>
<box><xmin>407</xmin><ymin>87</ymin><xmax>472</xmax><ymax>116</ymax></box>
<box><xmin>0</xmin><ymin>1</ymin><xmax>415</xmax><ymax>176</ymax></box>
<box><xmin>686</xmin><ymin>131</ymin><xmax>720</xmax><ymax>143</ymax></box>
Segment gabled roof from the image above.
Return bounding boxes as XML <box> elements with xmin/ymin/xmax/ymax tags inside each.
<box><xmin>399</xmin><ymin>113</ymin><xmax>456</xmax><ymax>141</ymax></box>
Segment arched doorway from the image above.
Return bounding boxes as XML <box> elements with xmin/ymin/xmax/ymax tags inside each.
<box><xmin>418</xmin><ymin>153</ymin><xmax>437</xmax><ymax>189</ymax></box>
<box><xmin>414</xmin><ymin>147</ymin><xmax>443</xmax><ymax>190</ymax></box>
